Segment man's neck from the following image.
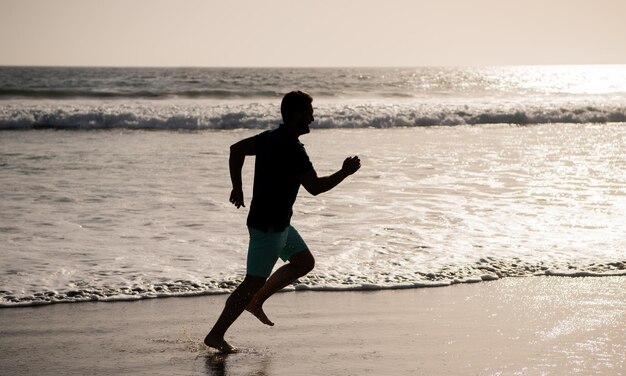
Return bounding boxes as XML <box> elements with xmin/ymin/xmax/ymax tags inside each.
<box><xmin>280</xmin><ymin>123</ymin><xmax>300</xmax><ymax>140</ymax></box>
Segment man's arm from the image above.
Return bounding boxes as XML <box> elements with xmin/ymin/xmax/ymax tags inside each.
<box><xmin>229</xmin><ymin>136</ymin><xmax>256</xmax><ymax>208</ymax></box>
<box><xmin>300</xmin><ymin>156</ymin><xmax>361</xmax><ymax>196</ymax></box>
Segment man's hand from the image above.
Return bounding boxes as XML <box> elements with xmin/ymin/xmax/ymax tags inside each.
<box><xmin>229</xmin><ymin>189</ymin><xmax>245</xmax><ymax>209</ymax></box>
<box><xmin>341</xmin><ymin>156</ymin><xmax>361</xmax><ymax>176</ymax></box>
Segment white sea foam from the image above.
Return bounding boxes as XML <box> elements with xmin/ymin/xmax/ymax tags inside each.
<box><xmin>1</xmin><ymin>98</ymin><xmax>625</xmax><ymax>130</ymax></box>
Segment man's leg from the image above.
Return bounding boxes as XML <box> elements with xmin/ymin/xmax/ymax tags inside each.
<box><xmin>204</xmin><ymin>274</ymin><xmax>266</xmax><ymax>353</ymax></box>
<box><xmin>246</xmin><ymin>250</ymin><xmax>315</xmax><ymax>326</ymax></box>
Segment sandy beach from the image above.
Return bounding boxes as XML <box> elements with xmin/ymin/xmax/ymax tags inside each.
<box><xmin>1</xmin><ymin>276</ymin><xmax>624</xmax><ymax>376</ymax></box>
<box><xmin>2</xmin><ymin>1</ymin><xmax>626</xmax><ymax>373</ymax></box>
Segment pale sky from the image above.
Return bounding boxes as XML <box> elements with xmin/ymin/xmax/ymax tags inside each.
<box><xmin>1</xmin><ymin>0</ymin><xmax>625</xmax><ymax>67</ymax></box>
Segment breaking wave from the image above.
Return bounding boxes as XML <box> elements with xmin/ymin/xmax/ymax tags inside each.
<box><xmin>2</xmin><ymin>101</ymin><xmax>625</xmax><ymax>130</ymax></box>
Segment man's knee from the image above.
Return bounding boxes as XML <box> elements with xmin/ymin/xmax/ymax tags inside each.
<box><xmin>290</xmin><ymin>250</ymin><xmax>315</xmax><ymax>274</ymax></box>
<box><xmin>241</xmin><ymin>274</ymin><xmax>267</xmax><ymax>292</ymax></box>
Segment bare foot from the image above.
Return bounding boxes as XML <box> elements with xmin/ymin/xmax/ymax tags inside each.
<box><xmin>204</xmin><ymin>333</ymin><xmax>238</xmax><ymax>354</ymax></box>
<box><xmin>246</xmin><ymin>303</ymin><xmax>275</xmax><ymax>326</ymax></box>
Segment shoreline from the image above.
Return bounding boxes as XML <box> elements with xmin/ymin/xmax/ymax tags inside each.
<box><xmin>3</xmin><ymin>267</ymin><xmax>626</xmax><ymax>309</ymax></box>
<box><xmin>1</xmin><ymin>276</ymin><xmax>624</xmax><ymax>375</ymax></box>
<box><xmin>2</xmin><ymin>255</ymin><xmax>625</xmax><ymax>308</ymax></box>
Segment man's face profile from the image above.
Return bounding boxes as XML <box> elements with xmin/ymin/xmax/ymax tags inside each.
<box><xmin>296</xmin><ymin>105</ymin><xmax>314</xmax><ymax>135</ymax></box>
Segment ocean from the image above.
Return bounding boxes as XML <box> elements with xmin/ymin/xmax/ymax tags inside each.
<box><xmin>1</xmin><ymin>66</ymin><xmax>625</xmax><ymax>307</ymax></box>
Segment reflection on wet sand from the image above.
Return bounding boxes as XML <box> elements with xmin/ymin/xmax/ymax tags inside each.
<box><xmin>204</xmin><ymin>351</ymin><xmax>271</xmax><ymax>376</ymax></box>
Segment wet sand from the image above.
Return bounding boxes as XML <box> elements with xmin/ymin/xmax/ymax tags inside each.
<box><xmin>1</xmin><ymin>276</ymin><xmax>624</xmax><ymax>376</ymax></box>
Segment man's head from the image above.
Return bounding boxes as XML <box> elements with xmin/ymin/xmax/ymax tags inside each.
<box><xmin>281</xmin><ymin>91</ymin><xmax>314</xmax><ymax>136</ymax></box>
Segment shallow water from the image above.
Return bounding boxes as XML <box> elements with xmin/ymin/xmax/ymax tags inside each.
<box><xmin>1</xmin><ymin>124</ymin><xmax>625</xmax><ymax>306</ymax></box>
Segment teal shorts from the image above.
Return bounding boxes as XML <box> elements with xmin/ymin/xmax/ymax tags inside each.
<box><xmin>246</xmin><ymin>225</ymin><xmax>309</xmax><ymax>278</ymax></box>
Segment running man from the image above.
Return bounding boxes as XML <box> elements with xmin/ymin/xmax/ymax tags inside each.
<box><xmin>204</xmin><ymin>91</ymin><xmax>361</xmax><ymax>353</ymax></box>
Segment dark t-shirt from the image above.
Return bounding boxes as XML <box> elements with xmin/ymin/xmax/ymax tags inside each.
<box><xmin>247</xmin><ymin>125</ymin><xmax>314</xmax><ymax>232</ymax></box>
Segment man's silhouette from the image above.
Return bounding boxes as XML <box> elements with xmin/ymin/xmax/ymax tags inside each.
<box><xmin>204</xmin><ymin>91</ymin><xmax>361</xmax><ymax>353</ymax></box>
